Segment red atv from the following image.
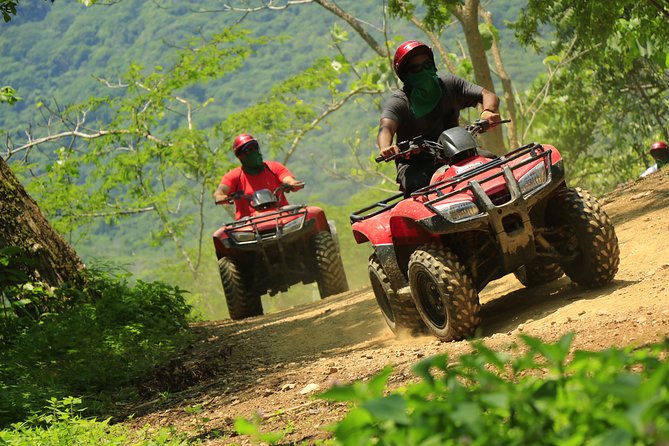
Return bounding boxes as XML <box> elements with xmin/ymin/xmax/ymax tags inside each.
<box><xmin>350</xmin><ymin>120</ymin><xmax>620</xmax><ymax>341</ymax></box>
<box><xmin>213</xmin><ymin>184</ymin><xmax>349</xmax><ymax>320</ymax></box>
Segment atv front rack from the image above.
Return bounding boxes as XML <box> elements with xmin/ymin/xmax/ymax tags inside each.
<box><xmin>349</xmin><ymin>143</ymin><xmax>549</xmax><ymax>224</ymax></box>
<box><xmin>422</xmin><ymin>143</ymin><xmax>553</xmax><ymax>221</ymax></box>
<box><xmin>224</xmin><ymin>205</ymin><xmax>308</xmax><ymax>245</ymax></box>
<box><xmin>412</xmin><ymin>142</ymin><xmax>546</xmax><ymax>198</ymax></box>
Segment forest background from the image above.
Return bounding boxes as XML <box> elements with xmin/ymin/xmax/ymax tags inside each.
<box><xmin>1</xmin><ymin>0</ymin><xmax>668</xmax><ymax>320</ymax></box>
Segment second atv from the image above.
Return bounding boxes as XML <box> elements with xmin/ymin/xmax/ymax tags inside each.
<box><xmin>350</xmin><ymin>120</ymin><xmax>620</xmax><ymax>341</ymax></box>
<box><xmin>214</xmin><ymin>184</ymin><xmax>349</xmax><ymax>320</ymax></box>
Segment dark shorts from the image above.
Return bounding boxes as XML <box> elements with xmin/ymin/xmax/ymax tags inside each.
<box><xmin>396</xmin><ymin>160</ymin><xmax>443</xmax><ymax>197</ymax></box>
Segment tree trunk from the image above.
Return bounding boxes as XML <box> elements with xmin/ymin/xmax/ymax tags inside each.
<box><xmin>453</xmin><ymin>0</ymin><xmax>505</xmax><ymax>154</ymax></box>
<box><xmin>482</xmin><ymin>9</ymin><xmax>519</xmax><ymax>149</ymax></box>
<box><xmin>0</xmin><ymin>157</ymin><xmax>85</xmax><ymax>287</ymax></box>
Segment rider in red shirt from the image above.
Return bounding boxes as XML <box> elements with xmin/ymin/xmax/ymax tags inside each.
<box><xmin>214</xmin><ymin>133</ymin><xmax>304</xmax><ymax>219</ymax></box>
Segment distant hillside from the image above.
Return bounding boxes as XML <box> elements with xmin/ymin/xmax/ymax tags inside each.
<box><xmin>1</xmin><ymin>0</ymin><xmax>543</xmax><ymax>154</ymax></box>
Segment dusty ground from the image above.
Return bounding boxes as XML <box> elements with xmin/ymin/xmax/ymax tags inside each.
<box><xmin>126</xmin><ymin>170</ymin><xmax>669</xmax><ymax>445</ymax></box>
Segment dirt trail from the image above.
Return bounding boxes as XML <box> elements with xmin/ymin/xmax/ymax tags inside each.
<box><xmin>127</xmin><ymin>171</ymin><xmax>669</xmax><ymax>445</ymax></box>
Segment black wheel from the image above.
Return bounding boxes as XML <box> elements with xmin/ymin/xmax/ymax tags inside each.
<box><xmin>369</xmin><ymin>254</ymin><xmax>426</xmax><ymax>336</ymax></box>
<box><xmin>546</xmin><ymin>187</ymin><xmax>620</xmax><ymax>288</ymax></box>
<box><xmin>514</xmin><ymin>262</ymin><xmax>563</xmax><ymax>287</ymax></box>
<box><xmin>312</xmin><ymin>231</ymin><xmax>349</xmax><ymax>298</ymax></box>
<box><xmin>218</xmin><ymin>257</ymin><xmax>263</xmax><ymax>320</ymax></box>
<box><xmin>408</xmin><ymin>245</ymin><xmax>481</xmax><ymax>341</ymax></box>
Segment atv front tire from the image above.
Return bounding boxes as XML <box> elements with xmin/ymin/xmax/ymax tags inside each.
<box><xmin>313</xmin><ymin>231</ymin><xmax>349</xmax><ymax>298</ymax></box>
<box><xmin>408</xmin><ymin>245</ymin><xmax>481</xmax><ymax>341</ymax></box>
<box><xmin>218</xmin><ymin>257</ymin><xmax>263</xmax><ymax>320</ymax></box>
<box><xmin>369</xmin><ymin>254</ymin><xmax>425</xmax><ymax>336</ymax></box>
<box><xmin>547</xmin><ymin>187</ymin><xmax>620</xmax><ymax>288</ymax></box>
<box><xmin>514</xmin><ymin>262</ymin><xmax>563</xmax><ymax>287</ymax></box>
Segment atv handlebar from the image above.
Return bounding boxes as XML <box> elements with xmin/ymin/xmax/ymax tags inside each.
<box><xmin>375</xmin><ymin>119</ymin><xmax>510</xmax><ymax>163</ymax></box>
<box><xmin>279</xmin><ymin>181</ymin><xmax>304</xmax><ymax>192</ymax></box>
<box><xmin>217</xmin><ymin>182</ymin><xmax>305</xmax><ymax>205</ymax></box>
<box><xmin>466</xmin><ymin>118</ymin><xmax>511</xmax><ymax>136</ymax></box>
<box><xmin>375</xmin><ymin>135</ymin><xmax>426</xmax><ymax>163</ymax></box>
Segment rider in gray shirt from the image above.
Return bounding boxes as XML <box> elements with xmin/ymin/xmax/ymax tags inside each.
<box><xmin>378</xmin><ymin>40</ymin><xmax>501</xmax><ymax>196</ymax></box>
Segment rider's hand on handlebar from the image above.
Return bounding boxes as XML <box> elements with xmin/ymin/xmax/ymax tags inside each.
<box><xmin>291</xmin><ymin>181</ymin><xmax>305</xmax><ymax>191</ymax></box>
<box><xmin>480</xmin><ymin>109</ymin><xmax>502</xmax><ymax>129</ymax></box>
<box><xmin>281</xmin><ymin>181</ymin><xmax>305</xmax><ymax>192</ymax></box>
<box><xmin>379</xmin><ymin>143</ymin><xmax>421</xmax><ymax>161</ymax></box>
<box><xmin>379</xmin><ymin>144</ymin><xmax>400</xmax><ymax>160</ymax></box>
<box><xmin>216</xmin><ymin>190</ymin><xmax>245</xmax><ymax>205</ymax></box>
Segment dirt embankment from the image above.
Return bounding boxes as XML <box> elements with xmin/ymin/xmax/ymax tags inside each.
<box><xmin>127</xmin><ymin>170</ymin><xmax>669</xmax><ymax>445</ymax></box>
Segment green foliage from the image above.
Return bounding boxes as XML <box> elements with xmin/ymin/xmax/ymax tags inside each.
<box><xmin>0</xmin><ymin>267</ymin><xmax>193</xmax><ymax>426</ymax></box>
<box><xmin>388</xmin><ymin>0</ymin><xmax>460</xmax><ymax>32</ymax></box>
<box><xmin>511</xmin><ymin>1</ymin><xmax>669</xmax><ymax>192</ymax></box>
<box><xmin>0</xmin><ymin>396</ymin><xmax>191</xmax><ymax>445</ymax></box>
<box><xmin>0</xmin><ymin>86</ymin><xmax>20</xmax><ymax>104</ymax></box>
<box><xmin>0</xmin><ymin>246</ymin><xmax>31</xmax><ymax>288</ymax></box>
<box><xmin>0</xmin><ymin>0</ymin><xmax>51</xmax><ymax>23</ymax></box>
<box><xmin>0</xmin><ymin>246</ymin><xmax>64</xmax><ymax>344</ymax></box>
<box><xmin>235</xmin><ymin>416</ymin><xmax>286</xmax><ymax>445</ymax></box>
<box><xmin>320</xmin><ymin>334</ymin><xmax>669</xmax><ymax>445</ymax></box>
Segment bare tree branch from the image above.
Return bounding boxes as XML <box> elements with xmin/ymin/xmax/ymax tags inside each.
<box><xmin>6</xmin><ymin>129</ymin><xmax>170</xmax><ymax>158</ymax></box>
<box><xmin>282</xmin><ymin>87</ymin><xmax>381</xmax><ymax>165</ymax></box>
<box><xmin>410</xmin><ymin>16</ymin><xmax>457</xmax><ymax>74</ymax></box>
<box><xmin>64</xmin><ymin>206</ymin><xmax>157</xmax><ymax>218</ymax></box>
<box><xmin>312</xmin><ymin>0</ymin><xmax>388</xmax><ymax>57</ymax></box>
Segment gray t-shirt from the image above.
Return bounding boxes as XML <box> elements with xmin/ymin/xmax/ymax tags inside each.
<box><xmin>380</xmin><ymin>73</ymin><xmax>484</xmax><ymax>163</ymax></box>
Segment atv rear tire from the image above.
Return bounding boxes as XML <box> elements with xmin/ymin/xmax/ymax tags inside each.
<box><xmin>408</xmin><ymin>245</ymin><xmax>481</xmax><ymax>341</ymax></box>
<box><xmin>514</xmin><ymin>262</ymin><xmax>563</xmax><ymax>287</ymax></box>
<box><xmin>313</xmin><ymin>231</ymin><xmax>349</xmax><ymax>298</ymax></box>
<box><xmin>218</xmin><ymin>257</ymin><xmax>263</xmax><ymax>320</ymax></box>
<box><xmin>547</xmin><ymin>187</ymin><xmax>620</xmax><ymax>288</ymax></box>
<box><xmin>369</xmin><ymin>254</ymin><xmax>426</xmax><ymax>336</ymax></box>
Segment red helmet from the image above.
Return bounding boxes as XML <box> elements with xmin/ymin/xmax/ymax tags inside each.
<box><xmin>232</xmin><ymin>133</ymin><xmax>258</xmax><ymax>155</ymax></box>
<box><xmin>650</xmin><ymin>140</ymin><xmax>669</xmax><ymax>162</ymax></box>
<box><xmin>393</xmin><ymin>40</ymin><xmax>435</xmax><ymax>77</ymax></box>
<box><xmin>650</xmin><ymin>141</ymin><xmax>668</xmax><ymax>153</ymax></box>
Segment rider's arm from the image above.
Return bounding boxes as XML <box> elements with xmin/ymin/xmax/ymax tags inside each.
<box><xmin>377</xmin><ymin>118</ymin><xmax>399</xmax><ymax>159</ymax></box>
<box><xmin>214</xmin><ymin>183</ymin><xmax>231</xmax><ymax>205</ymax></box>
<box><xmin>480</xmin><ymin>88</ymin><xmax>501</xmax><ymax>126</ymax></box>
<box><xmin>268</xmin><ymin>161</ymin><xmax>305</xmax><ymax>191</ymax></box>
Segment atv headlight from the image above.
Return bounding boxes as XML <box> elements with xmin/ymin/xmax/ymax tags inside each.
<box><xmin>229</xmin><ymin>230</ymin><xmax>256</xmax><ymax>243</ymax></box>
<box><xmin>433</xmin><ymin>201</ymin><xmax>480</xmax><ymax>222</ymax></box>
<box><xmin>519</xmin><ymin>163</ymin><xmax>548</xmax><ymax>195</ymax></box>
<box><xmin>282</xmin><ymin>215</ymin><xmax>306</xmax><ymax>235</ymax></box>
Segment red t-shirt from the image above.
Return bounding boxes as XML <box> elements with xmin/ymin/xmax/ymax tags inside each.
<box><xmin>220</xmin><ymin>161</ymin><xmax>293</xmax><ymax>219</ymax></box>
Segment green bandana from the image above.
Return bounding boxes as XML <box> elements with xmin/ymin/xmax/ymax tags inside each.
<box><xmin>405</xmin><ymin>68</ymin><xmax>441</xmax><ymax>118</ymax></box>
<box><xmin>241</xmin><ymin>151</ymin><xmax>265</xmax><ymax>175</ymax></box>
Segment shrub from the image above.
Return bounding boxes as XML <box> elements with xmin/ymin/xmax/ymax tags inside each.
<box><xmin>320</xmin><ymin>334</ymin><xmax>669</xmax><ymax>445</ymax></box>
<box><xmin>0</xmin><ymin>268</ymin><xmax>193</xmax><ymax>426</ymax></box>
